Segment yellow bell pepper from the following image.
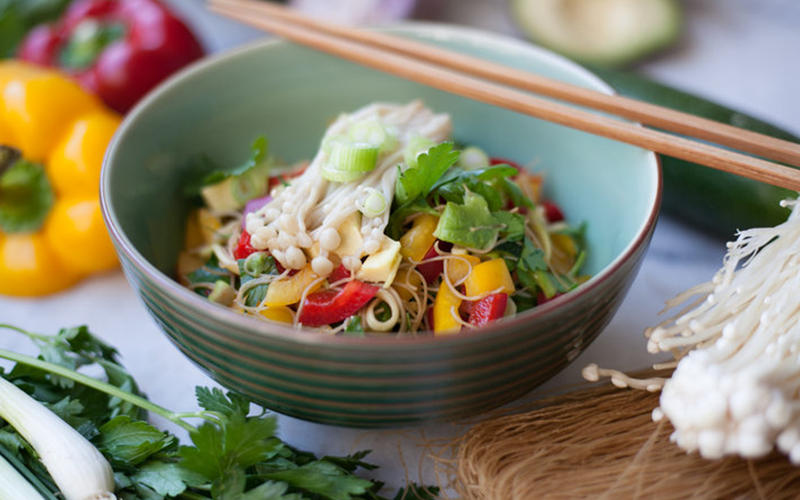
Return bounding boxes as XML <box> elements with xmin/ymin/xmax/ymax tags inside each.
<box><xmin>264</xmin><ymin>266</ymin><xmax>322</xmax><ymax>307</ymax></box>
<box><xmin>400</xmin><ymin>213</ymin><xmax>439</xmax><ymax>262</ymax></box>
<box><xmin>433</xmin><ymin>282</ymin><xmax>462</xmax><ymax>335</ymax></box>
<box><xmin>0</xmin><ymin>61</ymin><xmax>121</xmax><ymax>297</ymax></box>
<box><xmin>464</xmin><ymin>258</ymin><xmax>515</xmax><ymax>298</ymax></box>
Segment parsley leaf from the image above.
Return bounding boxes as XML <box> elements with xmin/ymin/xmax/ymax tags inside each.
<box><xmin>203</xmin><ymin>136</ymin><xmax>269</xmax><ymax>186</ymax></box>
<box><xmin>238</xmin><ymin>254</ymin><xmax>277</xmax><ymax>307</ymax></box>
<box><xmin>99</xmin><ymin>416</ymin><xmax>177</xmax><ymax>466</ymax></box>
<box><xmin>395</xmin><ymin>142</ymin><xmax>459</xmax><ymax>206</ymax></box>
<box><xmin>265</xmin><ymin>460</ymin><xmax>374</xmax><ymax>500</ymax></box>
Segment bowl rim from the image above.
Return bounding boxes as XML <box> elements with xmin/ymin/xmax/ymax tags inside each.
<box><xmin>101</xmin><ymin>21</ymin><xmax>662</xmax><ymax>349</ymax></box>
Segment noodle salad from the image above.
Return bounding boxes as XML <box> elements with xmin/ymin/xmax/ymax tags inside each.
<box><xmin>178</xmin><ymin>101</ymin><xmax>589</xmax><ymax>335</ymax></box>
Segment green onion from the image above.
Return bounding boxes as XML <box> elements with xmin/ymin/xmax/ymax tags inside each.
<box><xmin>356</xmin><ymin>188</ymin><xmax>388</xmax><ymax>217</ymax></box>
<box><xmin>322</xmin><ymin>140</ymin><xmax>379</xmax><ymax>183</ymax></box>
<box><xmin>403</xmin><ymin>135</ymin><xmax>435</xmax><ymax>169</ymax></box>
<box><xmin>348</xmin><ymin>119</ymin><xmax>397</xmax><ymax>153</ymax></box>
<box><xmin>0</xmin><ymin>376</ymin><xmax>116</xmax><ymax>500</ymax></box>
<box><xmin>0</xmin><ymin>453</ymin><xmax>47</xmax><ymax>500</ymax></box>
<box><xmin>458</xmin><ymin>146</ymin><xmax>490</xmax><ymax>170</ymax></box>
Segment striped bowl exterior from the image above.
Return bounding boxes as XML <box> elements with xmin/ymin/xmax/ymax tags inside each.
<box><xmin>113</xmin><ymin>217</ymin><xmax>654</xmax><ymax>427</ymax></box>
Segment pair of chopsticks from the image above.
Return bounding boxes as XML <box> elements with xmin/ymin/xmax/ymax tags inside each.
<box><xmin>209</xmin><ymin>0</ymin><xmax>800</xmax><ymax>191</ymax></box>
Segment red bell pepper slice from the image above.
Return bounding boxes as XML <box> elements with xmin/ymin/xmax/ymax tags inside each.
<box><xmin>19</xmin><ymin>0</ymin><xmax>204</xmax><ymax>113</ymax></box>
<box><xmin>467</xmin><ymin>293</ymin><xmax>508</xmax><ymax>327</ymax></box>
<box><xmin>415</xmin><ymin>240</ymin><xmax>452</xmax><ymax>284</ymax></box>
<box><xmin>233</xmin><ymin>230</ymin><xmax>257</xmax><ymax>261</ymax></box>
<box><xmin>328</xmin><ymin>264</ymin><xmax>351</xmax><ymax>283</ymax></box>
<box><xmin>541</xmin><ymin>201</ymin><xmax>565</xmax><ymax>223</ymax></box>
<box><xmin>298</xmin><ymin>280</ymin><xmax>379</xmax><ymax>327</ymax></box>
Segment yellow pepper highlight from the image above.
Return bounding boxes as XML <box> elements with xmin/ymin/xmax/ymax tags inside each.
<box><xmin>0</xmin><ymin>61</ymin><xmax>121</xmax><ymax>296</ymax></box>
<box><xmin>464</xmin><ymin>258</ymin><xmax>515</xmax><ymax>298</ymax></box>
<box><xmin>400</xmin><ymin>213</ymin><xmax>439</xmax><ymax>262</ymax></box>
<box><xmin>433</xmin><ymin>281</ymin><xmax>462</xmax><ymax>335</ymax></box>
<box><xmin>264</xmin><ymin>266</ymin><xmax>322</xmax><ymax>307</ymax></box>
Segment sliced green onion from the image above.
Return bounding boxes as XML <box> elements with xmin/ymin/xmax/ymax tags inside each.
<box><xmin>458</xmin><ymin>146</ymin><xmax>490</xmax><ymax>170</ymax></box>
<box><xmin>348</xmin><ymin>119</ymin><xmax>397</xmax><ymax>153</ymax></box>
<box><xmin>322</xmin><ymin>141</ymin><xmax>380</xmax><ymax>183</ymax></box>
<box><xmin>356</xmin><ymin>188</ymin><xmax>388</xmax><ymax>217</ymax></box>
<box><xmin>403</xmin><ymin>135</ymin><xmax>435</xmax><ymax>169</ymax></box>
<box><xmin>320</xmin><ymin>166</ymin><xmax>365</xmax><ymax>183</ymax></box>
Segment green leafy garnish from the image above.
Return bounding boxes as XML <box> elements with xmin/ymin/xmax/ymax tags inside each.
<box><xmin>203</xmin><ymin>136</ymin><xmax>269</xmax><ymax>186</ymax></box>
<box><xmin>0</xmin><ymin>324</ymin><xmax>438</xmax><ymax>500</ymax></box>
<box><xmin>0</xmin><ymin>159</ymin><xmax>54</xmax><ymax>233</ymax></box>
<box><xmin>433</xmin><ymin>191</ymin><xmax>526</xmax><ymax>251</ymax></box>
<box><xmin>238</xmin><ymin>253</ymin><xmax>278</xmax><ymax>307</ymax></box>
<box><xmin>395</xmin><ymin>142</ymin><xmax>459</xmax><ymax>206</ymax></box>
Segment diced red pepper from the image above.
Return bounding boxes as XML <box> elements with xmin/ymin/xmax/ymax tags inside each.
<box><xmin>297</xmin><ymin>280</ymin><xmax>379</xmax><ymax>327</ymax></box>
<box><xmin>19</xmin><ymin>0</ymin><xmax>205</xmax><ymax>113</ymax></box>
<box><xmin>467</xmin><ymin>293</ymin><xmax>508</xmax><ymax>327</ymax></box>
<box><xmin>415</xmin><ymin>240</ymin><xmax>452</xmax><ymax>284</ymax></box>
<box><xmin>328</xmin><ymin>264</ymin><xmax>351</xmax><ymax>283</ymax></box>
<box><xmin>542</xmin><ymin>201</ymin><xmax>565</xmax><ymax>223</ymax></box>
<box><xmin>233</xmin><ymin>230</ymin><xmax>257</xmax><ymax>260</ymax></box>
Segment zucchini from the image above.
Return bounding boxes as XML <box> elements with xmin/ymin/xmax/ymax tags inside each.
<box><xmin>512</xmin><ymin>0</ymin><xmax>682</xmax><ymax>67</ymax></box>
<box><xmin>588</xmin><ymin>65</ymin><xmax>798</xmax><ymax>239</ymax></box>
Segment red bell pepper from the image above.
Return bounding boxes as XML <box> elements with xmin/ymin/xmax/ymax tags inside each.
<box><xmin>297</xmin><ymin>280</ymin><xmax>379</xmax><ymax>327</ymax></box>
<box><xmin>541</xmin><ymin>200</ymin><xmax>565</xmax><ymax>223</ymax></box>
<box><xmin>233</xmin><ymin>230</ymin><xmax>257</xmax><ymax>260</ymax></box>
<box><xmin>415</xmin><ymin>240</ymin><xmax>452</xmax><ymax>284</ymax></box>
<box><xmin>328</xmin><ymin>264</ymin><xmax>352</xmax><ymax>283</ymax></box>
<box><xmin>19</xmin><ymin>0</ymin><xmax>204</xmax><ymax>114</ymax></box>
<box><xmin>467</xmin><ymin>293</ymin><xmax>508</xmax><ymax>327</ymax></box>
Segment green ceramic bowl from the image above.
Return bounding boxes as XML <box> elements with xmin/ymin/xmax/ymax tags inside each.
<box><xmin>101</xmin><ymin>23</ymin><xmax>661</xmax><ymax>428</ymax></box>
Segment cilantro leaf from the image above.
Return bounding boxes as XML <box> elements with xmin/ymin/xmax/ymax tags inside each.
<box><xmin>492</xmin><ymin>211</ymin><xmax>525</xmax><ymax>241</ymax></box>
<box><xmin>433</xmin><ymin>190</ymin><xmax>503</xmax><ymax>250</ymax></box>
<box><xmin>178</xmin><ymin>412</ymin><xmax>282</xmax><ymax>482</ymax></box>
<box><xmin>99</xmin><ymin>416</ymin><xmax>177</xmax><ymax>465</ymax></box>
<box><xmin>130</xmin><ymin>461</ymin><xmax>197</xmax><ymax>497</ymax></box>
<box><xmin>203</xmin><ymin>136</ymin><xmax>269</xmax><ymax>186</ymax></box>
<box><xmin>238</xmin><ymin>254</ymin><xmax>277</xmax><ymax>307</ymax></box>
<box><xmin>195</xmin><ymin>387</ymin><xmax>252</xmax><ymax>418</ymax></box>
<box><xmin>265</xmin><ymin>460</ymin><xmax>374</xmax><ymax>500</ymax></box>
<box><xmin>395</xmin><ymin>142</ymin><xmax>459</xmax><ymax>206</ymax></box>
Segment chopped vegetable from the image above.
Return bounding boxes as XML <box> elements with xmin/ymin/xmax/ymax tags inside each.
<box><xmin>468</xmin><ymin>293</ymin><xmax>508</xmax><ymax>327</ymax></box>
<box><xmin>298</xmin><ymin>280</ymin><xmax>379</xmax><ymax>327</ymax></box>
<box><xmin>179</xmin><ymin>101</ymin><xmax>589</xmax><ymax>334</ymax></box>
<box><xmin>19</xmin><ymin>0</ymin><xmax>205</xmax><ymax>113</ymax></box>
<box><xmin>0</xmin><ymin>61</ymin><xmax>120</xmax><ymax>296</ymax></box>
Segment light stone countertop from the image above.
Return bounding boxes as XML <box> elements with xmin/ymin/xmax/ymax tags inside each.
<box><xmin>1</xmin><ymin>0</ymin><xmax>798</xmax><ymax>494</ymax></box>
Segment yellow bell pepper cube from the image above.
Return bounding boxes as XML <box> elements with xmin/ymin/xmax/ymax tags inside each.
<box><xmin>400</xmin><ymin>213</ymin><xmax>439</xmax><ymax>262</ymax></box>
<box><xmin>0</xmin><ymin>62</ymin><xmax>121</xmax><ymax>297</ymax></box>
<box><xmin>259</xmin><ymin>306</ymin><xmax>295</xmax><ymax>324</ymax></box>
<box><xmin>264</xmin><ymin>266</ymin><xmax>322</xmax><ymax>307</ymax></box>
<box><xmin>444</xmin><ymin>253</ymin><xmax>481</xmax><ymax>286</ymax></box>
<box><xmin>464</xmin><ymin>258</ymin><xmax>515</xmax><ymax>298</ymax></box>
<box><xmin>433</xmin><ymin>282</ymin><xmax>463</xmax><ymax>335</ymax></box>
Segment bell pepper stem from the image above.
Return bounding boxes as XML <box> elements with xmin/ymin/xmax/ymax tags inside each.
<box><xmin>0</xmin><ymin>145</ymin><xmax>21</xmax><ymax>178</ymax></box>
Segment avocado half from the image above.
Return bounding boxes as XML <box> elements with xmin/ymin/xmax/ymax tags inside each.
<box><xmin>512</xmin><ymin>0</ymin><xmax>683</xmax><ymax>67</ymax></box>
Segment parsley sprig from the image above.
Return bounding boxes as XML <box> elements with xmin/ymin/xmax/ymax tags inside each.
<box><xmin>0</xmin><ymin>324</ymin><xmax>439</xmax><ymax>500</ymax></box>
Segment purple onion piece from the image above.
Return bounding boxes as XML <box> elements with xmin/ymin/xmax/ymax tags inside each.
<box><xmin>242</xmin><ymin>195</ymin><xmax>272</xmax><ymax>228</ymax></box>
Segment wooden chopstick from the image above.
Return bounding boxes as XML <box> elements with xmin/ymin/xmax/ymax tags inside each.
<box><xmin>214</xmin><ymin>0</ymin><xmax>800</xmax><ymax>168</ymax></box>
<box><xmin>208</xmin><ymin>0</ymin><xmax>800</xmax><ymax>192</ymax></box>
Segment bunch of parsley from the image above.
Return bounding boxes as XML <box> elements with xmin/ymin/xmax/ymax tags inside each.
<box><xmin>0</xmin><ymin>324</ymin><xmax>438</xmax><ymax>500</ymax></box>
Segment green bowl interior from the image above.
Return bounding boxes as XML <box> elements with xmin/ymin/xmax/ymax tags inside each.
<box><xmin>104</xmin><ymin>24</ymin><xmax>659</xmax><ymax>313</ymax></box>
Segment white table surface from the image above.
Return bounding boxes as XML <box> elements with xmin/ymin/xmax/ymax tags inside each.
<box><xmin>1</xmin><ymin>0</ymin><xmax>798</xmax><ymax>493</ymax></box>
